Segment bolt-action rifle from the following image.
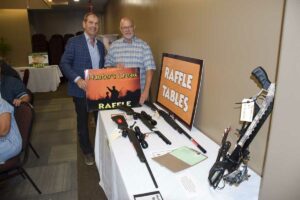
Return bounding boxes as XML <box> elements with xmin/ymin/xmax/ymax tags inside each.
<box><xmin>111</xmin><ymin>115</ymin><xmax>158</xmax><ymax>188</ymax></box>
<box><xmin>117</xmin><ymin>105</ymin><xmax>172</xmax><ymax>145</ymax></box>
<box><xmin>208</xmin><ymin>66</ymin><xmax>275</xmax><ymax>189</ymax></box>
<box><xmin>144</xmin><ymin>101</ymin><xmax>207</xmax><ymax>154</ymax></box>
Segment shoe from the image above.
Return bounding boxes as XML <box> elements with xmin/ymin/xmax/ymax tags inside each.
<box><xmin>84</xmin><ymin>154</ymin><xmax>94</xmax><ymax>166</ymax></box>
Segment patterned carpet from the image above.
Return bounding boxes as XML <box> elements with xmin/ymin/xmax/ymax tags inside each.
<box><xmin>0</xmin><ymin>82</ymin><xmax>107</xmax><ymax>200</ymax></box>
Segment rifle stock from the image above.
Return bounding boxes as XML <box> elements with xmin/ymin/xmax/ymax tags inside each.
<box><xmin>117</xmin><ymin>105</ymin><xmax>172</xmax><ymax>145</ymax></box>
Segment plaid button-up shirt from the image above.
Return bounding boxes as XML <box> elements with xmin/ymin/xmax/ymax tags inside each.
<box><xmin>104</xmin><ymin>36</ymin><xmax>156</xmax><ymax>91</ymax></box>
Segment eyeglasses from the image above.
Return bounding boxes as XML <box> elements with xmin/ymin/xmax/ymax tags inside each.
<box><xmin>121</xmin><ymin>26</ymin><xmax>133</xmax><ymax>30</ymax></box>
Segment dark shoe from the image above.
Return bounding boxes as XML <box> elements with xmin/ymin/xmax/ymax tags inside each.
<box><xmin>84</xmin><ymin>154</ymin><xmax>94</xmax><ymax>166</ymax></box>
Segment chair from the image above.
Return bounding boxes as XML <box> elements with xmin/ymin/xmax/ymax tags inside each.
<box><xmin>63</xmin><ymin>33</ymin><xmax>74</xmax><ymax>48</ymax></box>
<box><xmin>22</xmin><ymin>69</ymin><xmax>35</xmax><ymax>105</ymax></box>
<box><xmin>76</xmin><ymin>31</ymin><xmax>83</xmax><ymax>36</ymax></box>
<box><xmin>25</xmin><ymin>89</ymin><xmax>39</xmax><ymax>158</ymax></box>
<box><xmin>21</xmin><ymin>69</ymin><xmax>38</xmax><ymax>157</ymax></box>
<box><xmin>48</xmin><ymin>34</ymin><xmax>64</xmax><ymax>65</ymax></box>
<box><xmin>31</xmin><ymin>34</ymin><xmax>48</xmax><ymax>53</ymax></box>
<box><xmin>0</xmin><ymin>102</ymin><xmax>41</xmax><ymax>194</ymax></box>
<box><xmin>22</xmin><ymin>69</ymin><xmax>30</xmax><ymax>87</ymax></box>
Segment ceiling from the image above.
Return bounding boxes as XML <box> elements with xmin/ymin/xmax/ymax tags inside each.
<box><xmin>0</xmin><ymin>0</ymin><xmax>109</xmax><ymax>12</ymax></box>
<box><xmin>44</xmin><ymin>0</ymin><xmax>109</xmax><ymax>12</ymax></box>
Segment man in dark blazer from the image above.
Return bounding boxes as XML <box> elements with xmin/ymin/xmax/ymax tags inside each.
<box><xmin>60</xmin><ymin>12</ymin><xmax>105</xmax><ymax>165</ymax></box>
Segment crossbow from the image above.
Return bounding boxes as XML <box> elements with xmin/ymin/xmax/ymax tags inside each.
<box><xmin>208</xmin><ymin>66</ymin><xmax>275</xmax><ymax>189</ymax></box>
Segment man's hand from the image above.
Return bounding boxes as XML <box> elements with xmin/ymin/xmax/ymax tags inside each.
<box><xmin>116</xmin><ymin>63</ymin><xmax>125</xmax><ymax>68</ymax></box>
<box><xmin>12</xmin><ymin>95</ymin><xmax>30</xmax><ymax>106</ymax></box>
<box><xmin>139</xmin><ymin>91</ymin><xmax>149</xmax><ymax>105</ymax></box>
<box><xmin>140</xmin><ymin>70</ymin><xmax>153</xmax><ymax>105</ymax></box>
<box><xmin>13</xmin><ymin>99</ymin><xmax>23</xmax><ymax>107</ymax></box>
<box><xmin>76</xmin><ymin>78</ymin><xmax>87</xmax><ymax>91</ymax></box>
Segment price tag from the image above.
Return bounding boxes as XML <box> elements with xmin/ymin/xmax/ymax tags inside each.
<box><xmin>240</xmin><ymin>99</ymin><xmax>254</xmax><ymax>122</ymax></box>
<box><xmin>110</xmin><ymin>128</ymin><xmax>122</xmax><ymax>141</ymax></box>
<box><xmin>153</xmin><ymin>110</ymin><xmax>160</xmax><ymax>120</ymax></box>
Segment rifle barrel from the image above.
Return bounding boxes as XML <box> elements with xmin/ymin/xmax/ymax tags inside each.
<box><xmin>145</xmin><ymin>159</ymin><xmax>158</xmax><ymax>188</ymax></box>
<box><xmin>153</xmin><ymin>130</ymin><xmax>172</xmax><ymax>145</ymax></box>
<box><xmin>179</xmin><ymin>128</ymin><xmax>207</xmax><ymax>153</ymax></box>
<box><xmin>127</xmin><ymin>128</ymin><xmax>146</xmax><ymax>162</ymax></box>
<box><xmin>145</xmin><ymin>101</ymin><xmax>207</xmax><ymax>154</ymax></box>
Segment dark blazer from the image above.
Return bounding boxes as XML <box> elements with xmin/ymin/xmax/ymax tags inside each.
<box><xmin>0</xmin><ymin>60</ymin><xmax>21</xmax><ymax>79</ymax></box>
<box><xmin>0</xmin><ymin>75</ymin><xmax>28</xmax><ymax>105</ymax></box>
<box><xmin>60</xmin><ymin>34</ymin><xmax>105</xmax><ymax>98</ymax></box>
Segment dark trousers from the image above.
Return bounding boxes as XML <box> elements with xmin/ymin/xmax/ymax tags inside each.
<box><xmin>73</xmin><ymin>97</ymin><xmax>98</xmax><ymax>155</ymax></box>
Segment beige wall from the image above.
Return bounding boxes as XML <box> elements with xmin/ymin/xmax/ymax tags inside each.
<box><xmin>259</xmin><ymin>0</ymin><xmax>300</xmax><ymax>199</ymax></box>
<box><xmin>104</xmin><ymin>0</ymin><xmax>284</xmax><ymax>175</ymax></box>
<box><xmin>0</xmin><ymin>0</ymin><xmax>27</xmax><ymax>8</ymax></box>
<box><xmin>0</xmin><ymin>8</ymin><xmax>102</xmax><ymax>67</ymax></box>
<box><xmin>0</xmin><ymin>9</ymin><xmax>32</xmax><ymax>66</ymax></box>
<box><xmin>0</xmin><ymin>0</ymin><xmax>49</xmax><ymax>9</ymax></box>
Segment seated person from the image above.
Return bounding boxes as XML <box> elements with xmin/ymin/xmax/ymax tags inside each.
<box><xmin>0</xmin><ymin>59</ymin><xmax>21</xmax><ymax>79</ymax></box>
<box><xmin>0</xmin><ymin>97</ymin><xmax>22</xmax><ymax>164</ymax></box>
<box><xmin>0</xmin><ymin>63</ymin><xmax>30</xmax><ymax>107</ymax></box>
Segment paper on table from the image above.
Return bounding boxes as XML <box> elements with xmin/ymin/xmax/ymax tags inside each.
<box><xmin>152</xmin><ymin>146</ymin><xmax>207</xmax><ymax>172</ymax></box>
<box><xmin>170</xmin><ymin>146</ymin><xmax>207</xmax><ymax>166</ymax></box>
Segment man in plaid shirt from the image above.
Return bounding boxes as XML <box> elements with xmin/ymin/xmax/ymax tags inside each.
<box><xmin>105</xmin><ymin>17</ymin><xmax>156</xmax><ymax>105</ymax></box>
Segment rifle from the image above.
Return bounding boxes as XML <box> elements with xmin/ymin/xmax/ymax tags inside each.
<box><xmin>134</xmin><ymin>126</ymin><xmax>149</xmax><ymax>149</ymax></box>
<box><xmin>117</xmin><ymin>105</ymin><xmax>172</xmax><ymax>145</ymax></box>
<box><xmin>144</xmin><ymin>101</ymin><xmax>207</xmax><ymax>154</ymax></box>
<box><xmin>111</xmin><ymin>115</ymin><xmax>158</xmax><ymax>188</ymax></box>
<box><xmin>208</xmin><ymin>66</ymin><xmax>275</xmax><ymax>189</ymax></box>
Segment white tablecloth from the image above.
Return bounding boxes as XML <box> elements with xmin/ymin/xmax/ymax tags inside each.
<box><xmin>14</xmin><ymin>65</ymin><xmax>62</xmax><ymax>92</ymax></box>
<box><xmin>95</xmin><ymin>106</ymin><xmax>261</xmax><ymax>200</ymax></box>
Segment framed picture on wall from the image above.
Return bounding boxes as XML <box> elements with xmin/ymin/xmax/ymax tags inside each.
<box><xmin>156</xmin><ymin>53</ymin><xmax>204</xmax><ymax>129</ymax></box>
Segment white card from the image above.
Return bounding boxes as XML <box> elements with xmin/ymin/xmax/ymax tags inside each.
<box><xmin>176</xmin><ymin>171</ymin><xmax>202</xmax><ymax>198</ymax></box>
<box><xmin>110</xmin><ymin>128</ymin><xmax>122</xmax><ymax>141</ymax></box>
<box><xmin>134</xmin><ymin>191</ymin><xmax>163</xmax><ymax>200</ymax></box>
<box><xmin>240</xmin><ymin>99</ymin><xmax>254</xmax><ymax>122</ymax></box>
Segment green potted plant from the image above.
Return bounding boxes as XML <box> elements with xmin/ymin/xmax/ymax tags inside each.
<box><xmin>0</xmin><ymin>37</ymin><xmax>12</xmax><ymax>59</ymax></box>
